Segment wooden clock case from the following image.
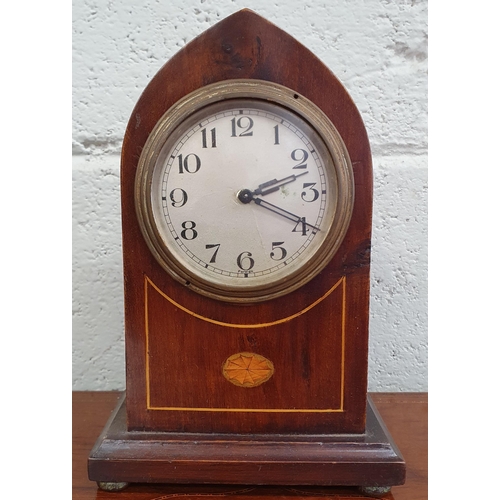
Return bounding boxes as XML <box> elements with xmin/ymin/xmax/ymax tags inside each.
<box><xmin>88</xmin><ymin>9</ymin><xmax>405</xmax><ymax>492</ymax></box>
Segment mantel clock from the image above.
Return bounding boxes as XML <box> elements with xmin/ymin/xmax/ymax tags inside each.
<box><xmin>88</xmin><ymin>10</ymin><xmax>405</xmax><ymax>497</ymax></box>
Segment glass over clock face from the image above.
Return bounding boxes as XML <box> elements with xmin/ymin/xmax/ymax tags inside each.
<box><xmin>135</xmin><ymin>81</ymin><xmax>354</xmax><ymax>302</ymax></box>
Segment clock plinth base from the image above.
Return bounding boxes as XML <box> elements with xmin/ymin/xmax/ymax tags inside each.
<box><xmin>88</xmin><ymin>394</ymin><xmax>405</xmax><ymax>488</ymax></box>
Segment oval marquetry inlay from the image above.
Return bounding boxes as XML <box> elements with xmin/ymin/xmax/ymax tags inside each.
<box><xmin>222</xmin><ymin>352</ymin><xmax>274</xmax><ymax>388</ymax></box>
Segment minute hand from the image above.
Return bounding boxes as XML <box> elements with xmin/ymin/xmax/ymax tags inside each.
<box><xmin>252</xmin><ymin>197</ymin><xmax>321</xmax><ymax>232</ymax></box>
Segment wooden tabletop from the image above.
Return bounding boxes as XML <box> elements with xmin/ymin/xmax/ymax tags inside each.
<box><xmin>73</xmin><ymin>392</ymin><xmax>427</xmax><ymax>500</ymax></box>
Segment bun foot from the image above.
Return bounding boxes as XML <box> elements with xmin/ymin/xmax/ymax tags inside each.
<box><xmin>97</xmin><ymin>481</ymin><xmax>129</xmax><ymax>491</ymax></box>
<box><xmin>359</xmin><ymin>486</ymin><xmax>391</xmax><ymax>498</ymax></box>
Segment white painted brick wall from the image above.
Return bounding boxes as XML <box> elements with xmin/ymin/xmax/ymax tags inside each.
<box><xmin>72</xmin><ymin>0</ymin><xmax>428</xmax><ymax>391</ymax></box>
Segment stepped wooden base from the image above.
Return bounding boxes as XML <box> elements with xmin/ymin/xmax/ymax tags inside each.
<box><xmin>88</xmin><ymin>394</ymin><xmax>405</xmax><ymax>488</ymax></box>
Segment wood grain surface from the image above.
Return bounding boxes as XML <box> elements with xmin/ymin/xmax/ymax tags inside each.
<box><xmin>121</xmin><ymin>8</ymin><xmax>373</xmax><ymax>435</ymax></box>
<box><xmin>74</xmin><ymin>392</ymin><xmax>427</xmax><ymax>500</ymax></box>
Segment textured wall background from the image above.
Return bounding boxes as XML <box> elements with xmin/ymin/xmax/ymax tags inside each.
<box><xmin>72</xmin><ymin>0</ymin><xmax>428</xmax><ymax>391</ymax></box>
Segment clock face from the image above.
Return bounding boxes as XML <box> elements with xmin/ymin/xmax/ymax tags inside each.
<box><xmin>136</xmin><ymin>81</ymin><xmax>354</xmax><ymax>302</ymax></box>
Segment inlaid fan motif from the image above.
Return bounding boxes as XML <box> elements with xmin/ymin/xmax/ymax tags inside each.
<box><xmin>222</xmin><ymin>352</ymin><xmax>274</xmax><ymax>388</ymax></box>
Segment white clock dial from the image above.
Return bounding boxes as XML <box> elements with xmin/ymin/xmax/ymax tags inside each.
<box><xmin>136</xmin><ymin>81</ymin><xmax>354</xmax><ymax>302</ymax></box>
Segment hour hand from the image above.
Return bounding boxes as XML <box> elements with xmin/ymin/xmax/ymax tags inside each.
<box><xmin>252</xmin><ymin>171</ymin><xmax>308</xmax><ymax>196</ymax></box>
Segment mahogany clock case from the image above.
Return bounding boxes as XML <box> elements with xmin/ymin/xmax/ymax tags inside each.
<box><xmin>121</xmin><ymin>8</ymin><xmax>372</xmax><ymax>436</ymax></box>
<box><xmin>88</xmin><ymin>9</ymin><xmax>406</xmax><ymax>490</ymax></box>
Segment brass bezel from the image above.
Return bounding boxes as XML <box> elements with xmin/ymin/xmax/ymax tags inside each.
<box><xmin>135</xmin><ymin>80</ymin><xmax>354</xmax><ymax>303</ymax></box>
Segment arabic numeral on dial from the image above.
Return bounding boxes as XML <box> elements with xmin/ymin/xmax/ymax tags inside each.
<box><xmin>301</xmin><ymin>182</ymin><xmax>319</xmax><ymax>202</ymax></box>
<box><xmin>201</xmin><ymin>127</ymin><xmax>217</xmax><ymax>148</ymax></box>
<box><xmin>274</xmin><ymin>124</ymin><xmax>280</xmax><ymax>145</ymax></box>
<box><xmin>205</xmin><ymin>244</ymin><xmax>221</xmax><ymax>263</ymax></box>
<box><xmin>169</xmin><ymin>188</ymin><xmax>188</xmax><ymax>207</ymax></box>
<box><xmin>180</xmin><ymin>221</ymin><xmax>198</xmax><ymax>240</ymax></box>
<box><xmin>270</xmin><ymin>242</ymin><xmax>287</xmax><ymax>261</ymax></box>
<box><xmin>231</xmin><ymin>116</ymin><xmax>254</xmax><ymax>137</ymax></box>
<box><xmin>236</xmin><ymin>251</ymin><xmax>255</xmax><ymax>271</ymax></box>
<box><xmin>292</xmin><ymin>217</ymin><xmax>309</xmax><ymax>236</ymax></box>
<box><xmin>178</xmin><ymin>153</ymin><xmax>201</xmax><ymax>174</ymax></box>
<box><xmin>291</xmin><ymin>148</ymin><xmax>308</xmax><ymax>169</ymax></box>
